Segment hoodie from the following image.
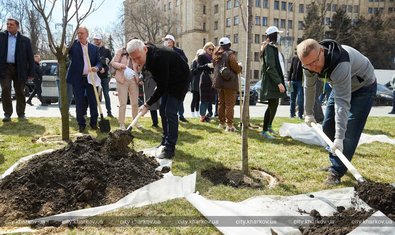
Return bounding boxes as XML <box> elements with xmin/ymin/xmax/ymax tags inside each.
<box><xmin>304</xmin><ymin>40</ymin><xmax>376</xmax><ymax>140</ymax></box>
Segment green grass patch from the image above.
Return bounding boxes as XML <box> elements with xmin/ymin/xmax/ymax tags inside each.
<box><xmin>1</xmin><ymin>116</ymin><xmax>394</xmax><ymax>234</ymax></box>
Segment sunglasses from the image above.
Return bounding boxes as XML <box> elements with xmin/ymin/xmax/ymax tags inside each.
<box><xmin>208</xmin><ymin>48</ymin><xmax>214</xmax><ymax>51</ymax></box>
<box><xmin>302</xmin><ymin>48</ymin><xmax>322</xmax><ymax>70</ymax></box>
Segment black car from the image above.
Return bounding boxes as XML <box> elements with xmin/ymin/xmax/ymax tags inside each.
<box><xmin>373</xmin><ymin>83</ymin><xmax>393</xmax><ymax>106</ymax></box>
<box><xmin>236</xmin><ymin>77</ymin><xmax>258</xmax><ymax>106</ymax></box>
<box><xmin>251</xmin><ymin>79</ymin><xmax>290</xmax><ymax>105</ymax></box>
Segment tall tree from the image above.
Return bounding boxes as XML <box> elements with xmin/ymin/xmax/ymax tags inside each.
<box><xmin>29</xmin><ymin>0</ymin><xmax>104</xmax><ymax>140</ymax></box>
<box><xmin>303</xmin><ymin>1</ymin><xmax>328</xmax><ymax>41</ymax></box>
<box><xmin>327</xmin><ymin>8</ymin><xmax>353</xmax><ymax>45</ymax></box>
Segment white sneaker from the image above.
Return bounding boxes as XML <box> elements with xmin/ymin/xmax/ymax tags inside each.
<box><xmin>225</xmin><ymin>125</ymin><xmax>236</xmax><ymax>132</ymax></box>
<box><xmin>191</xmin><ymin>112</ymin><xmax>197</xmax><ymax>118</ymax></box>
<box><xmin>218</xmin><ymin>123</ymin><xmax>226</xmax><ymax>129</ymax></box>
<box><xmin>195</xmin><ymin>111</ymin><xmax>200</xmax><ymax>118</ymax></box>
<box><xmin>120</xmin><ymin>124</ymin><xmax>126</xmax><ymax>130</ymax></box>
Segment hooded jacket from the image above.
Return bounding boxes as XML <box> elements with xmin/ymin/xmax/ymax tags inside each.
<box><xmin>304</xmin><ymin>39</ymin><xmax>376</xmax><ymax>140</ymax></box>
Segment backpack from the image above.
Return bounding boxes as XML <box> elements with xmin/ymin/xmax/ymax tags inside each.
<box><xmin>215</xmin><ymin>50</ymin><xmax>237</xmax><ymax>82</ymax></box>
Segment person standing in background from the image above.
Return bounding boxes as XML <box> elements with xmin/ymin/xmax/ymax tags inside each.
<box><xmin>0</xmin><ymin>17</ymin><xmax>35</xmax><ymax>122</ymax></box>
<box><xmin>190</xmin><ymin>49</ymin><xmax>204</xmax><ymax>118</ymax></box>
<box><xmin>162</xmin><ymin>34</ymin><xmax>189</xmax><ymax>122</ymax></box>
<box><xmin>93</xmin><ymin>34</ymin><xmax>113</xmax><ymax>117</ymax></box>
<box><xmin>26</xmin><ymin>54</ymin><xmax>45</xmax><ymax>106</ymax></box>
<box><xmin>288</xmin><ymin>51</ymin><xmax>304</xmax><ymax>119</ymax></box>
<box><xmin>388</xmin><ymin>73</ymin><xmax>395</xmax><ymax>114</ymax></box>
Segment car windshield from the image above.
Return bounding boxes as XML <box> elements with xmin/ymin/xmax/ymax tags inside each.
<box><xmin>41</xmin><ymin>63</ymin><xmax>58</xmax><ymax>76</ymax></box>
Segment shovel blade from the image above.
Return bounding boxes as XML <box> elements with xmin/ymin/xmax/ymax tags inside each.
<box><xmin>99</xmin><ymin>119</ymin><xmax>111</xmax><ymax>133</ymax></box>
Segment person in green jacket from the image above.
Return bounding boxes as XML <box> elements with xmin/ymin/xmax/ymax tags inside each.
<box><xmin>259</xmin><ymin>26</ymin><xmax>287</xmax><ymax>139</ymax></box>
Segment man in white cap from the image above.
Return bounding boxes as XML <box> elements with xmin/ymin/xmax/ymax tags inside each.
<box><xmin>0</xmin><ymin>17</ymin><xmax>35</xmax><ymax>122</ymax></box>
<box><xmin>93</xmin><ymin>34</ymin><xmax>114</xmax><ymax>117</ymax></box>
<box><xmin>163</xmin><ymin>34</ymin><xmax>189</xmax><ymax>122</ymax></box>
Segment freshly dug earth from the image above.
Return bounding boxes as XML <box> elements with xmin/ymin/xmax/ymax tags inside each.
<box><xmin>300</xmin><ymin>181</ymin><xmax>395</xmax><ymax>234</ymax></box>
<box><xmin>0</xmin><ymin>130</ymin><xmax>162</xmax><ymax>225</ymax></box>
<box><xmin>201</xmin><ymin>166</ymin><xmax>263</xmax><ymax>188</ymax></box>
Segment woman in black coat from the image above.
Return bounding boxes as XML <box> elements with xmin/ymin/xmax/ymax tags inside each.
<box><xmin>198</xmin><ymin>42</ymin><xmax>216</xmax><ymax>122</ymax></box>
<box><xmin>190</xmin><ymin>49</ymin><xmax>204</xmax><ymax>118</ymax></box>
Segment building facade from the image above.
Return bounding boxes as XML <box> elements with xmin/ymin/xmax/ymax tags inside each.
<box><xmin>125</xmin><ymin>0</ymin><xmax>395</xmax><ymax>81</ymax></box>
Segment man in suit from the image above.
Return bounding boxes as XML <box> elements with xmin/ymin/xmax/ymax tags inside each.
<box><xmin>66</xmin><ymin>26</ymin><xmax>102</xmax><ymax>132</ymax></box>
<box><xmin>0</xmin><ymin>17</ymin><xmax>35</xmax><ymax>122</ymax></box>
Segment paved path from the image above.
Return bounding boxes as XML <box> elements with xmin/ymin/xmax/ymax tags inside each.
<box><xmin>1</xmin><ymin>92</ymin><xmax>394</xmax><ymax>119</ymax></box>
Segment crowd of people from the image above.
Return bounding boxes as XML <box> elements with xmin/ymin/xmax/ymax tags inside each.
<box><xmin>1</xmin><ymin>18</ymin><xmax>391</xmax><ymax>185</ymax></box>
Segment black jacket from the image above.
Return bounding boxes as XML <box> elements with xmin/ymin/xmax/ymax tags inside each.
<box><xmin>289</xmin><ymin>55</ymin><xmax>303</xmax><ymax>82</ymax></box>
<box><xmin>144</xmin><ymin>45</ymin><xmax>190</xmax><ymax>106</ymax></box>
<box><xmin>97</xmin><ymin>46</ymin><xmax>113</xmax><ymax>78</ymax></box>
<box><xmin>0</xmin><ymin>30</ymin><xmax>34</xmax><ymax>81</ymax></box>
<box><xmin>173</xmin><ymin>47</ymin><xmax>188</xmax><ymax>63</ymax></box>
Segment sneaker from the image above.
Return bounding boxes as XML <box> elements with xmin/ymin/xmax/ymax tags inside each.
<box><xmin>218</xmin><ymin>123</ymin><xmax>226</xmax><ymax>129</ymax></box>
<box><xmin>18</xmin><ymin>115</ymin><xmax>27</xmax><ymax>120</ymax></box>
<box><xmin>79</xmin><ymin>125</ymin><xmax>86</xmax><ymax>133</ymax></box>
<box><xmin>179</xmin><ymin>117</ymin><xmax>188</xmax><ymax>122</ymax></box>
<box><xmin>26</xmin><ymin>100</ymin><xmax>33</xmax><ymax>106</ymax></box>
<box><xmin>2</xmin><ymin>115</ymin><xmax>11</xmax><ymax>122</ymax></box>
<box><xmin>267</xmin><ymin>128</ymin><xmax>278</xmax><ymax>135</ymax></box>
<box><xmin>90</xmin><ymin>124</ymin><xmax>98</xmax><ymax>130</ymax></box>
<box><xmin>156</xmin><ymin>150</ymin><xmax>175</xmax><ymax>159</ymax></box>
<box><xmin>152</xmin><ymin>124</ymin><xmax>159</xmax><ymax>128</ymax></box>
<box><xmin>261</xmin><ymin>131</ymin><xmax>275</xmax><ymax>139</ymax></box>
<box><xmin>225</xmin><ymin>125</ymin><xmax>236</xmax><ymax>132</ymax></box>
<box><xmin>120</xmin><ymin>124</ymin><xmax>126</xmax><ymax>130</ymax></box>
<box><xmin>325</xmin><ymin>172</ymin><xmax>341</xmax><ymax>185</ymax></box>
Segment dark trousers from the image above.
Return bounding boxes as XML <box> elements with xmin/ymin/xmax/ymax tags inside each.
<box><xmin>191</xmin><ymin>91</ymin><xmax>200</xmax><ymax>112</ymax></box>
<box><xmin>150</xmin><ymin>110</ymin><xmax>158</xmax><ymax>126</ymax></box>
<box><xmin>100</xmin><ymin>77</ymin><xmax>112</xmax><ymax>114</ymax></box>
<box><xmin>290</xmin><ymin>81</ymin><xmax>304</xmax><ymax>118</ymax></box>
<box><xmin>73</xmin><ymin>77</ymin><xmax>98</xmax><ymax>128</ymax></box>
<box><xmin>1</xmin><ymin>64</ymin><xmax>26</xmax><ymax>117</ymax></box>
<box><xmin>27</xmin><ymin>78</ymin><xmax>43</xmax><ymax>103</ymax></box>
<box><xmin>159</xmin><ymin>94</ymin><xmax>179</xmax><ymax>153</ymax></box>
<box><xmin>263</xmin><ymin>98</ymin><xmax>279</xmax><ymax>131</ymax></box>
<box><xmin>391</xmin><ymin>91</ymin><xmax>395</xmax><ymax>112</ymax></box>
<box><xmin>178</xmin><ymin>100</ymin><xmax>184</xmax><ymax>118</ymax></box>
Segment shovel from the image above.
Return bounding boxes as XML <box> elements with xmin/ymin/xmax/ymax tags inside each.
<box><xmin>88</xmin><ymin>72</ymin><xmax>111</xmax><ymax>133</ymax></box>
<box><xmin>311</xmin><ymin>122</ymin><xmax>365</xmax><ymax>183</ymax></box>
<box><xmin>127</xmin><ymin>112</ymin><xmax>144</xmax><ymax>131</ymax></box>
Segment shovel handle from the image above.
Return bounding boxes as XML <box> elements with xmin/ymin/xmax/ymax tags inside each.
<box><xmin>127</xmin><ymin>112</ymin><xmax>144</xmax><ymax>131</ymax></box>
<box><xmin>311</xmin><ymin>123</ymin><xmax>365</xmax><ymax>183</ymax></box>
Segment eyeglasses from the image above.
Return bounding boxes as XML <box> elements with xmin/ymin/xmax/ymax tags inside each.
<box><xmin>302</xmin><ymin>48</ymin><xmax>322</xmax><ymax>69</ymax></box>
<box><xmin>208</xmin><ymin>48</ymin><xmax>214</xmax><ymax>51</ymax></box>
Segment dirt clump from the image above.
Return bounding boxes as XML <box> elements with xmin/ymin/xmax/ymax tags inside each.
<box><xmin>201</xmin><ymin>166</ymin><xmax>263</xmax><ymax>188</ymax></box>
<box><xmin>0</xmin><ymin>130</ymin><xmax>162</xmax><ymax>225</ymax></box>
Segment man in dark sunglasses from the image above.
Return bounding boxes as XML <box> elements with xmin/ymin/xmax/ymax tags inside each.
<box><xmin>297</xmin><ymin>39</ymin><xmax>377</xmax><ymax>185</ymax></box>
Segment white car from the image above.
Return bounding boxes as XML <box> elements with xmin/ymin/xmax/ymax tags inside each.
<box><xmin>40</xmin><ymin>60</ymin><xmax>59</xmax><ymax>104</ymax></box>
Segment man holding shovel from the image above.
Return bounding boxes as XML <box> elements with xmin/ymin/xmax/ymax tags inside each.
<box><xmin>297</xmin><ymin>39</ymin><xmax>377</xmax><ymax>185</ymax></box>
<box><xmin>126</xmin><ymin>39</ymin><xmax>190</xmax><ymax>159</ymax></box>
<box><xmin>66</xmin><ymin>26</ymin><xmax>102</xmax><ymax>132</ymax></box>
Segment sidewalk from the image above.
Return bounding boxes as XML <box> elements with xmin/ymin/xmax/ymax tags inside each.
<box><xmin>1</xmin><ymin>92</ymin><xmax>394</xmax><ymax>119</ymax></box>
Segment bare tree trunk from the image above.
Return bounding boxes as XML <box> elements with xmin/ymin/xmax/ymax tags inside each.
<box><xmin>241</xmin><ymin>0</ymin><xmax>253</xmax><ymax>175</ymax></box>
<box><xmin>57</xmin><ymin>56</ymin><xmax>70</xmax><ymax>140</ymax></box>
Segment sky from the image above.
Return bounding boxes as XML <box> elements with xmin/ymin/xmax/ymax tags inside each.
<box><xmin>82</xmin><ymin>0</ymin><xmax>123</xmax><ymax>31</ymax></box>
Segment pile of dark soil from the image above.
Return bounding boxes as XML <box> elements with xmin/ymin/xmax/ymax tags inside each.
<box><xmin>201</xmin><ymin>166</ymin><xmax>263</xmax><ymax>188</ymax></box>
<box><xmin>300</xmin><ymin>181</ymin><xmax>394</xmax><ymax>234</ymax></box>
<box><xmin>0</xmin><ymin>130</ymin><xmax>162</xmax><ymax>225</ymax></box>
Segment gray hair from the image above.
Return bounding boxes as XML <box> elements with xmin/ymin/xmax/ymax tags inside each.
<box><xmin>126</xmin><ymin>39</ymin><xmax>145</xmax><ymax>54</ymax></box>
<box><xmin>78</xmin><ymin>25</ymin><xmax>89</xmax><ymax>35</ymax></box>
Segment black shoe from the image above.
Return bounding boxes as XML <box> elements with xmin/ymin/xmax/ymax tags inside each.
<box><xmin>79</xmin><ymin>126</ymin><xmax>86</xmax><ymax>133</ymax></box>
<box><xmin>388</xmin><ymin>111</ymin><xmax>395</xmax><ymax>114</ymax></box>
<box><xmin>156</xmin><ymin>150</ymin><xmax>175</xmax><ymax>159</ymax></box>
<box><xmin>18</xmin><ymin>115</ymin><xmax>27</xmax><ymax>120</ymax></box>
<box><xmin>108</xmin><ymin>113</ymin><xmax>114</xmax><ymax>118</ymax></box>
<box><xmin>26</xmin><ymin>100</ymin><xmax>33</xmax><ymax>106</ymax></box>
<box><xmin>152</xmin><ymin>124</ymin><xmax>159</xmax><ymax>128</ymax></box>
<box><xmin>40</xmin><ymin>103</ymin><xmax>48</xmax><ymax>106</ymax></box>
<box><xmin>179</xmin><ymin>117</ymin><xmax>188</xmax><ymax>122</ymax></box>
<box><xmin>325</xmin><ymin>172</ymin><xmax>341</xmax><ymax>185</ymax></box>
<box><xmin>2</xmin><ymin>115</ymin><xmax>11</xmax><ymax>122</ymax></box>
<box><xmin>90</xmin><ymin>124</ymin><xmax>98</xmax><ymax>130</ymax></box>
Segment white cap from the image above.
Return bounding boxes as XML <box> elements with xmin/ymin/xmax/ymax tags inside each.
<box><xmin>124</xmin><ymin>67</ymin><xmax>138</xmax><ymax>81</ymax></box>
<box><xmin>265</xmin><ymin>26</ymin><xmax>283</xmax><ymax>35</ymax></box>
<box><xmin>93</xmin><ymin>34</ymin><xmax>102</xmax><ymax>40</ymax></box>
<box><xmin>163</xmin><ymin>34</ymin><xmax>175</xmax><ymax>42</ymax></box>
<box><xmin>219</xmin><ymin>37</ymin><xmax>231</xmax><ymax>46</ymax></box>
<box><xmin>7</xmin><ymin>17</ymin><xmax>20</xmax><ymax>25</ymax></box>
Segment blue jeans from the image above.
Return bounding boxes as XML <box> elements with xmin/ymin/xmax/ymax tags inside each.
<box><xmin>199</xmin><ymin>101</ymin><xmax>211</xmax><ymax>117</ymax></box>
<box><xmin>178</xmin><ymin>100</ymin><xmax>184</xmax><ymax>118</ymax></box>
<box><xmin>290</xmin><ymin>81</ymin><xmax>304</xmax><ymax>118</ymax></box>
<box><xmin>323</xmin><ymin>82</ymin><xmax>377</xmax><ymax>177</ymax></box>
<box><xmin>159</xmin><ymin>94</ymin><xmax>180</xmax><ymax>153</ymax></box>
<box><xmin>57</xmin><ymin>80</ymin><xmax>73</xmax><ymax>111</ymax></box>
<box><xmin>100</xmin><ymin>77</ymin><xmax>112</xmax><ymax>114</ymax></box>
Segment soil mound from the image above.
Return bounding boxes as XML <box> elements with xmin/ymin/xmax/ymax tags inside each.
<box><xmin>0</xmin><ymin>130</ymin><xmax>162</xmax><ymax>225</ymax></box>
<box><xmin>201</xmin><ymin>166</ymin><xmax>263</xmax><ymax>188</ymax></box>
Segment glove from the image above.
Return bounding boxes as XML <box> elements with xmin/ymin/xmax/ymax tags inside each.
<box><xmin>304</xmin><ymin>115</ymin><xmax>316</xmax><ymax>127</ymax></box>
<box><xmin>207</xmin><ymin>63</ymin><xmax>214</xmax><ymax>68</ymax></box>
<box><xmin>331</xmin><ymin>138</ymin><xmax>344</xmax><ymax>156</ymax></box>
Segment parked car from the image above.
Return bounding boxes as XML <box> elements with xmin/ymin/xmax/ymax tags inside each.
<box><xmin>373</xmin><ymin>83</ymin><xmax>393</xmax><ymax>106</ymax></box>
<box><xmin>252</xmin><ymin>79</ymin><xmax>290</xmax><ymax>105</ymax></box>
<box><xmin>0</xmin><ymin>86</ymin><xmax>16</xmax><ymax>100</ymax></box>
<box><xmin>236</xmin><ymin>77</ymin><xmax>258</xmax><ymax>106</ymax></box>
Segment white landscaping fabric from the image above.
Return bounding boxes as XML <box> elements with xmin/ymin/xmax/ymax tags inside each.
<box><xmin>186</xmin><ymin>187</ymin><xmax>394</xmax><ymax>235</ymax></box>
<box><xmin>279</xmin><ymin>123</ymin><xmax>395</xmax><ymax>147</ymax></box>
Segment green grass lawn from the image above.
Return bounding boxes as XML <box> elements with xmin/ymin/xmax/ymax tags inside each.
<box><xmin>0</xmin><ymin>116</ymin><xmax>394</xmax><ymax>234</ymax></box>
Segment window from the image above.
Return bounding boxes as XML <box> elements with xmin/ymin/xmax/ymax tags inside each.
<box><xmin>299</xmin><ymin>4</ymin><xmax>304</xmax><ymax>13</ymax></box>
<box><xmin>281</xmin><ymin>1</ymin><xmax>286</xmax><ymax>11</ymax></box>
<box><xmin>254</xmin><ymin>70</ymin><xmax>260</xmax><ymax>79</ymax></box>
<box><xmin>262</xmin><ymin>16</ymin><xmax>268</xmax><ymax>26</ymax></box>
<box><xmin>262</xmin><ymin>35</ymin><xmax>266</xmax><ymax>42</ymax></box>
<box><xmin>203</xmin><ymin>22</ymin><xmax>206</xmax><ymax>31</ymax></box>
<box><xmin>203</xmin><ymin>5</ymin><xmax>206</xmax><ymax>14</ymax></box>
<box><xmin>332</xmin><ymin>4</ymin><xmax>337</xmax><ymax>12</ymax></box>
<box><xmin>326</xmin><ymin>3</ymin><xmax>331</xmax><ymax>11</ymax></box>
<box><xmin>389</xmin><ymin>7</ymin><xmax>394</xmax><ymax>13</ymax></box>
<box><xmin>226</xmin><ymin>18</ymin><xmax>231</xmax><ymax>27</ymax></box>
<box><xmin>176</xmin><ymin>0</ymin><xmax>180</xmax><ymax>6</ymax></box>
<box><xmin>325</xmin><ymin>17</ymin><xmax>331</xmax><ymax>25</ymax></box>
<box><xmin>254</xmin><ymin>52</ymin><xmax>260</xmax><ymax>61</ymax></box>
<box><xmin>227</xmin><ymin>0</ymin><xmax>232</xmax><ymax>10</ymax></box>
<box><xmin>288</xmin><ymin>20</ymin><xmax>293</xmax><ymax>29</ymax></box>
<box><xmin>255</xmin><ymin>16</ymin><xmax>261</xmax><ymax>25</ymax></box>
<box><xmin>214</xmin><ymin>21</ymin><xmax>218</xmax><ymax>30</ymax></box>
<box><xmin>168</xmin><ymin>2</ymin><xmax>171</xmax><ymax>10</ymax></box>
<box><xmin>163</xmin><ymin>4</ymin><xmax>166</xmax><ymax>12</ymax></box>
<box><xmin>341</xmin><ymin>4</ymin><xmax>346</xmax><ymax>11</ymax></box>
<box><xmin>214</xmin><ymin>37</ymin><xmax>218</xmax><ymax>45</ymax></box>
<box><xmin>255</xmin><ymin>0</ymin><xmax>261</xmax><ymax>8</ymax></box>
<box><xmin>214</xmin><ymin>4</ymin><xmax>219</xmax><ymax>13</ymax></box>
<box><xmin>254</xmin><ymin>34</ymin><xmax>260</xmax><ymax>43</ymax></box>
<box><xmin>262</xmin><ymin>0</ymin><xmax>269</xmax><ymax>8</ymax></box>
<box><xmin>234</xmin><ymin>15</ymin><xmax>239</xmax><ymax>25</ymax></box>
<box><xmin>280</xmin><ymin>19</ymin><xmax>286</xmax><ymax>28</ymax></box>
<box><xmin>203</xmin><ymin>38</ymin><xmax>206</xmax><ymax>46</ymax></box>
<box><xmin>354</xmin><ymin>5</ymin><xmax>359</xmax><ymax>13</ymax></box>
<box><xmin>298</xmin><ymin>21</ymin><xmax>304</xmax><ymax>30</ymax></box>
<box><xmin>347</xmin><ymin>5</ymin><xmax>353</xmax><ymax>13</ymax></box>
<box><xmin>234</xmin><ymin>34</ymin><xmax>239</xmax><ymax>43</ymax></box>
<box><xmin>274</xmin><ymin>1</ymin><xmax>279</xmax><ymax>10</ymax></box>
<box><xmin>234</xmin><ymin>0</ymin><xmax>240</xmax><ymax>7</ymax></box>
<box><xmin>368</xmin><ymin>8</ymin><xmax>373</xmax><ymax>14</ymax></box>
<box><xmin>273</xmin><ymin>18</ymin><xmax>279</xmax><ymax>27</ymax></box>
<box><xmin>288</xmin><ymin>3</ymin><xmax>293</xmax><ymax>11</ymax></box>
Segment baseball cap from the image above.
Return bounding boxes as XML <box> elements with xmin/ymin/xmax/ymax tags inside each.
<box><xmin>93</xmin><ymin>34</ymin><xmax>102</xmax><ymax>40</ymax></box>
<box><xmin>265</xmin><ymin>26</ymin><xmax>283</xmax><ymax>35</ymax></box>
<box><xmin>163</xmin><ymin>34</ymin><xmax>175</xmax><ymax>42</ymax></box>
<box><xmin>219</xmin><ymin>37</ymin><xmax>231</xmax><ymax>46</ymax></box>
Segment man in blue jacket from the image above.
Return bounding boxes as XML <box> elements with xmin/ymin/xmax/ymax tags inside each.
<box><xmin>0</xmin><ymin>17</ymin><xmax>34</xmax><ymax>122</ymax></box>
<box><xmin>66</xmin><ymin>26</ymin><xmax>102</xmax><ymax>132</ymax></box>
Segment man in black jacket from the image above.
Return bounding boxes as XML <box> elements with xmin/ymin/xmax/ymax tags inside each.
<box><xmin>0</xmin><ymin>17</ymin><xmax>35</xmax><ymax>122</ymax></box>
<box><xmin>127</xmin><ymin>39</ymin><xmax>190</xmax><ymax>159</ymax></box>
<box><xmin>288</xmin><ymin>52</ymin><xmax>304</xmax><ymax>119</ymax></box>
<box><xmin>93</xmin><ymin>34</ymin><xmax>113</xmax><ymax>117</ymax></box>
